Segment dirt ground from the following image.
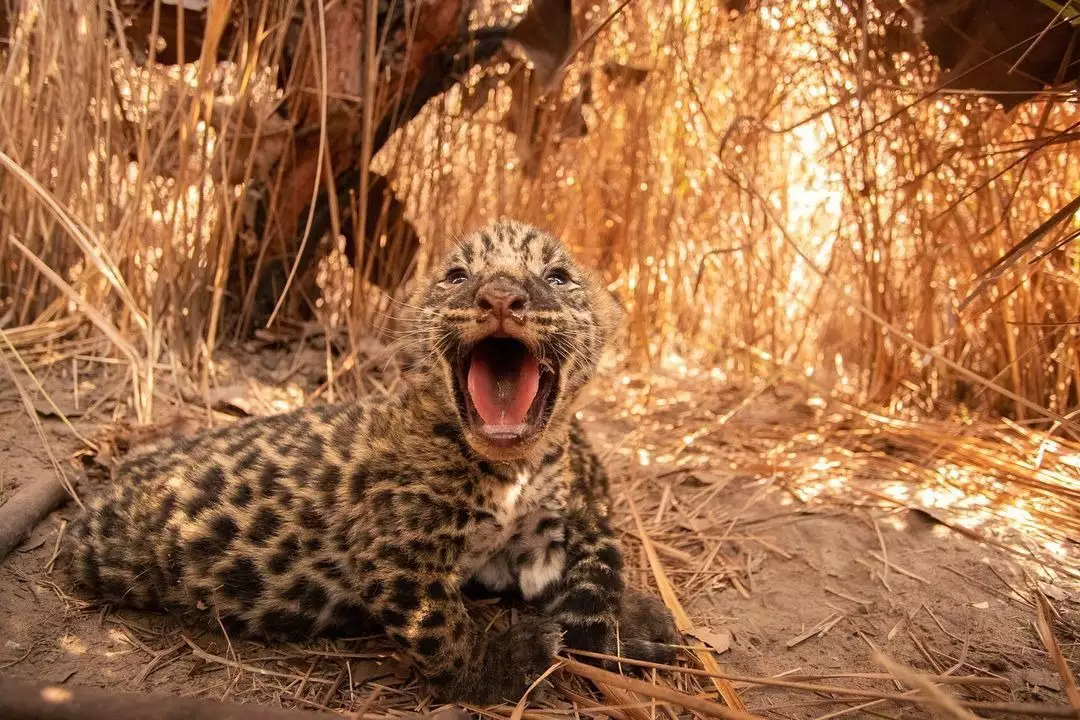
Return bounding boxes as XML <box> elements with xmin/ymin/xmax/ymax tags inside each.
<box><xmin>1</xmin><ymin>349</ymin><xmax>1077</xmax><ymax>719</ymax></box>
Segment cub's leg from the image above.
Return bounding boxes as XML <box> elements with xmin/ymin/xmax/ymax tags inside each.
<box><xmin>532</xmin><ymin>506</ymin><xmax>622</xmax><ymax>654</ymax></box>
<box><xmin>367</xmin><ymin>566</ymin><xmax>561</xmax><ymax>704</ymax></box>
<box><xmin>354</xmin><ymin>488</ymin><xmax>562</xmax><ymax>705</ymax></box>
<box><xmin>521</xmin><ymin>508</ymin><xmax>678</xmax><ymax>665</ymax></box>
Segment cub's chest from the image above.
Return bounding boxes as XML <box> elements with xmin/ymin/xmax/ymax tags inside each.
<box><xmin>461</xmin><ymin>469</ymin><xmax>568</xmax><ymax>599</ymax></box>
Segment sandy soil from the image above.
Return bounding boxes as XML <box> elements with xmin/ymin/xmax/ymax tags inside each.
<box><xmin>1</xmin><ymin>354</ymin><xmax>1077</xmax><ymax>718</ymax></box>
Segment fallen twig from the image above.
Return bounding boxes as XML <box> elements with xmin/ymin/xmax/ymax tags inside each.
<box><xmin>566</xmin><ymin>649</ymin><xmax>1008</xmax><ymax>692</ymax></box>
<box><xmin>45</xmin><ymin>519</ymin><xmax>67</xmax><ymax>573</ymax></box>
<box><xmin>874</xmin><ymin>653</ymin><xmax>977</xmax><ymax>720</ymax></box>
<box><xmin>785</xmin><ymin>612</ymin><xmax>844</xmax><ymax>648</ymax></box>
<box><xmin>559</xmin><ymin>657</ymin><xmax>763</xmax><ymax>720</ymax></box>
<box><xmin>1034</xmin><ymin>591</ymin><xmax>1080</xmax><ymax>713</ymax></box>
<box><xmin>183</xmin><ymin>636</ymin><xmax>334</xmax><ymax>685</ymax></box>
<box><xmin>867</xmin><ymin>551</ymin><xmax>928</xmax><ymax>584</ymax></box>
<box><xmin>564</xmin><ymin>650</ymin><xmax>1075</xmax><ymax>717</ymax></box>
<box><xmin>0</xmin><ymin>475</ymin><xmax>70</xmax><ymax>566</ymax></box>
<box><xmin>626</xmin><ymin>494</ymin><xmax>747</xmax><ymax>712</ymax></box>
<box><xmin>0</xmin><ymin>674</ymin><xmax>338</xmax><ymax>720</ymax></box>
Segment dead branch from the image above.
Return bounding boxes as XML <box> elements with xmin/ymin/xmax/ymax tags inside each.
<box><xmin>0</xmin><ymin>474</ymin><xmax>67</xmax><ymax>566</ymax></box>
<box><xmin>0</xmin><ymin>675</ymin><xmax>470</xmax><ymax>720</ymax></box>
<box><xmin>0</xmin><ymin>675</ymin><xmax>335</xmax><ymax>720</ymax></box>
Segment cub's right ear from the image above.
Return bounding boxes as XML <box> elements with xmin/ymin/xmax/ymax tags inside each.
<box><xmin>608</xmin><ymin>289</ymin><xmax>627</xmax><ymax>321</ymax></box>
<box><xmin>594</xmin><ymin>287</ymin><xmax>626</xmax><ymax>342</ymax></box>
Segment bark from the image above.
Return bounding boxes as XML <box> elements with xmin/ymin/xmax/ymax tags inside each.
<box><xmin>0</xmin><ymin>474</ymin><xmax>66</xmax><ymax>566</ymax></box>
<box><xmin>102</xmin><ymin>1</ymin><xmax>512</xmax><ymax>328</ymax></box>
<box><xmin>879</xmin><ymin>0</ymin><xmax>1080</xmax><ymax>110</ymax></box>
<box><xmin>0</xmin><ymin>675</ymin><xmax>471</xmax><ymax>720</ymax></box>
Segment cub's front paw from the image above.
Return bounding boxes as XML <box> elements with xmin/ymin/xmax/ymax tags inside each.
<box><xmin>496</xmin><ymin>616</ymin><xmax>563</xmax><ymax>683</ymax></box>
<box><xmin>439</xmin><ymin>617</ymin><xmax>562</xmax><ymax>705</ymax></box>
<box><xmin>615</xmin><ymin>589</ymin><xmax>680</xmax><ymax>664</ymax></box>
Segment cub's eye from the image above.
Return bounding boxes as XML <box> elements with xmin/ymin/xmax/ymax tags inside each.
<box><xmin>545</xmin><ymin>268</ymin><xmax>571</xmax><ymax>287</ymax></box>
<box><xmin>445</xmin><ymin>268</ymin><xmax>469</xmax><ymax>285</ymax></box>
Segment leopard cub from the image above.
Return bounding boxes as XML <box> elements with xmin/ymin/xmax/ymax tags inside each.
<box><xmin>70</xmin><ymin>221</ymin><xmax>678</xmax><ymax>704</ymax></box>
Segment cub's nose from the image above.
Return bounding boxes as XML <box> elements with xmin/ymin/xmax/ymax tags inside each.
<box><xmin>476</xmin><ymin>281</ymin><xmax>528</xmax><ymax>320</ymax></box>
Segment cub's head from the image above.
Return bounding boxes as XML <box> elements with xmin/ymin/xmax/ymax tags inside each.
<box><xmin>409</xmin><ymin>220</ymin><xmax>622</xmax><ymax>461</ymax></box>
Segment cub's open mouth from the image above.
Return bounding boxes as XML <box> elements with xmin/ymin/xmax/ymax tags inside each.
<box><xmin>454</xmin><ymin>337</ymin><xmax>558</xmax><ymax>447</ymax></box>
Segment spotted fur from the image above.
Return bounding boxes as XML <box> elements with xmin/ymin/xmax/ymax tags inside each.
<box><xmin>69</xmin><ymin>221</ymin><xmax>678</xmax><ymax>704</ymax></box>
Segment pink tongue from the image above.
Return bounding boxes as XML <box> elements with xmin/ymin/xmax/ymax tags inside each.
<box><xmin>467</xmin><ymin>351</ymin><xmax>540</xmax><ymax>427</ymax></box>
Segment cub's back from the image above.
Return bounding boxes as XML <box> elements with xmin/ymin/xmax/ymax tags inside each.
<box><xmin>69</xmin><ymin>401</ymin><xmax>378</xmax><ymax>636</ymax></box>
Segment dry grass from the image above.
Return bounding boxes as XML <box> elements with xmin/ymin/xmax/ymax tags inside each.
<box><xmin>1</xmin><ymin>0</ymin><xmax>1079</xmax><ymax>717</ymax></box>
<box><xmin>0</xmin><ymin>0</ymin><xmax>1077</xmax><ymax>420</ymax></box>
